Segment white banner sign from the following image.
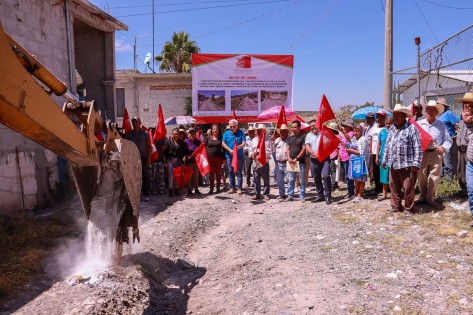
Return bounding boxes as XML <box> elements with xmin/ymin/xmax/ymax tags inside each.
<box><xmin>192</xmin><ymin>54</ymin><xmax>294</xmax><ymax>118</ymax></box>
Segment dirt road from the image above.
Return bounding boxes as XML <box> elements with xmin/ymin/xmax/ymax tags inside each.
<box><xmin>3</xmin><ymin>182</ymin><xmax>473</xmax><ymax>314</ymax></box>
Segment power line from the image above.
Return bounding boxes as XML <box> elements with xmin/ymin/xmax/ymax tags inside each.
<box><xmin>288</xmin><ymin>0</ymin><xmax>340</xmax><ymax>50</ymax></box>
<box><xmin>134</xmin><ymin>0</ymin><xmax>298</xmax><ymax>47</ymax></box>
<box><xmin>110</xmin><ymin>0</ymin><xmax>269</xmax><ymax>10</ymax></box>
<box><xmin>295</xmin><ymin>29</ymin><xmax>384</xmax><ymax>56</ymax></box>
<box><xmin>115</xmin><ymin>0</ymin><xmax>292</xmax><ymax>18</ymax></box>
<box><xmin>413</xmin><ymin>0</ymin><xmax>439</xmax><ymax>42</ymax></box>
<box><xmin>422</xmin><ymin>0</ymin><xmax>473</xmax><ymax>10</ymax></box>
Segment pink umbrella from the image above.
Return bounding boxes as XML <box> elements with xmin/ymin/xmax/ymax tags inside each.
<box><xmin>257</xmin><ymin>106</ymin><xmax>299</xmax><ymax>121</ymax></box>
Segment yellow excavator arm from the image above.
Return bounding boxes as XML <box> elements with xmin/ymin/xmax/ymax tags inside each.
<box><xmin>0</xmin><ymin>21</ymin><xmax>141</xmax><ymax>244</ymax></box>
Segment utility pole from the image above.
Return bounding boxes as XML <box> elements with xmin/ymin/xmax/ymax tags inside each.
<box><xmin>415</xmin><ymin>37</ymin><xmax>421</xmax><ymax>103</ymax></box>
<box><xmin>134</xmin><ymin>36</ymin><xmax>137</xmax><ymax>71</ymax></box>
<box><xmin>384</xmin><ymin>0</ymin><xmax>393</xmax><ymax>109</ymax></box>
<box><xmin>152</xmin><ymin>0</ymin><xmax>155</xmax><ymax>73</ymax></box>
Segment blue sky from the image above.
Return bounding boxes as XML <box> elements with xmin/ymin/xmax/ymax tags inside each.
<box><xmin>91</xmin><ymin>0</ymin><xmax>473</xmax><ymax>110</ymax></box>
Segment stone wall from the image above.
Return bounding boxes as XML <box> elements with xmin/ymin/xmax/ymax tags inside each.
<box><xmin>116</xmin><ymin>70</ymin><xmax>192</xmax><ymax>130</ymax></box>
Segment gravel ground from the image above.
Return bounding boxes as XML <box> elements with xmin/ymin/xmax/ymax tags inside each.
<box><xmin>2</xmin><ymin>181</ymin><xmax>473</xmax><ymax>315</ymax></box>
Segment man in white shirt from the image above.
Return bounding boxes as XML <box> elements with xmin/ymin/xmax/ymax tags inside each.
<box><xmin>417</xmin><ymin>100</ymin><xmax>453</xmax><ymax>205</ymax></box>
<box><xmin>248</xmin><ymin>124</ymin><xmax>272</xmax><ymax>200</ymax></box>
<box><xmin>244</xmin><ymin>126</ymin><xmax>256</xmax><ymax>188</ymax></box>
<box><xmin>274</xmin><ymin>124</ymin><xmax>290</xmax><ymax>200</ymax></box>
<box><xmin>305</xmin><ymin>119</ymin><xmax>332</xmax><ymax>204</ymax></box>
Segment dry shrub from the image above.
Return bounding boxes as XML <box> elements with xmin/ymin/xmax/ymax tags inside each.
<box><xmin>0</xmin><ymin>212</ymin><xmax>76</xmax><ymax>303</ymax></box>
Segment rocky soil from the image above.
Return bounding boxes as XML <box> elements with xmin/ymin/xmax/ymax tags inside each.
<box><xmin>2</xmin><ymin>181</ymin><xmax>473</xmax><ymax>315</ymax></box>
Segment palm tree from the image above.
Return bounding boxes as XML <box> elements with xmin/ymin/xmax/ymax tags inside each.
<box><xmin>155</xmin><ymin>32</ymin><xmax>200</xmax><ymax>73</ymax></box>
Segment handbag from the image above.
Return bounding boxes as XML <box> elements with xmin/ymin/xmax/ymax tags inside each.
<box><xmin>351</xmin><ymin>155</ymin><xmax>367</xmax><ymax>179</ymax></box>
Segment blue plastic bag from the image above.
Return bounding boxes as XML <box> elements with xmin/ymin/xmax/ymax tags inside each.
<box><xmin>351</xmin><ymin>155</ymin><xmax>367</xmax><ymax>179</ymax></box>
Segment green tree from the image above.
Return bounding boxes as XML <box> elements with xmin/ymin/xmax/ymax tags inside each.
<box><xmin>184</xmin><ymin>96</ymin><xmax>192</xmax><ymax>116</ymax></box>
<box><xmin>155</xmin><ymin>32</ymin><xmax>200</xmax><ymax>73</ymax></box>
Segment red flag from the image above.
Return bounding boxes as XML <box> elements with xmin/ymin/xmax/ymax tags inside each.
<box><xmin>315</xmin><ymin>94</ymin><xmax>336</xmax><ymax>131</ymax></box>
<box><xmin>408</xmin><ymin>118</ymin><xmax>433</xmax><ymax>152</ymax></box>
<box><xmin>148</xmin><ymin>130</ymin><xmax>158</xmax><ymax>162</ymax></box>
<box><xmin>154</xmin><ymin>104</ymin><xmax>166</xmax><ymax>140</ymax></box>
<box><xmin>123</xmin><ymin>108</ymin><xmax>132</xmax><ymax>134</ymax></box>
<box><xmin>317</xmin><ymin>125</ymin><xmax>341</xmax><ymax>162</ymax></box>
<box><xmin>192</xmin><ymin>144</ymin><xmax>210</xmax><ymax>176</ymax></box>
<box><xmin>231</xmin><ymin>139</ymin><xmax>239</xmax><ymax>170</ymax></box>
<box><xmin>196</xmin><ymin>128</ymin><xmax>203</xmax><ymax>141</ymax></box>
<box><xmin>276</xmin><ymin>106</ymin><xmax>287</xmax><ymax>128</ymax></box>
<box><xmin>95</xmin><ymin>132</ymin><xmax>105</xmax><ymax>142</ymax></box>
<box><xmin>232</xmin><ymin>110</ymin><xmax>238</xmax><ymax>120</ymax></box>
<box><xmin>257</xmin><ymin>130</ymin><xmax>267</xmax><ymax>166</ymax></box>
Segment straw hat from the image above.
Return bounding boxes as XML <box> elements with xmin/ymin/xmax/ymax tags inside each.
<box><xmin>256</xmin><ymin>123</ymin><xmax>267</xmax><ymax>131</ymax></box>
<box><xmin>412</xmin><ymin>100</ymin><xmax>423</xmax><ymax>108</ymax></box>
<box><xmin>455</xmin><ymin>92</ymin><xmax>473</xmax><ymax>103</ymax></box>
<box><xmin>436</xmin><ymin>97</ymin><xmax>450</xmax><ymax>107</ymax></box>
<box><xmin>279</xmin><ymin>124</ymin><xmax>290</xmax><ymax>131</ymax></box>
<box><xmin>426</xmin><ymin>100</ymin><xmax>444</xmax><ymax>116</ymax></box>
<box><xmin>392</xmin><ymin>104</ymin><xmax>412</xmax><ymax>117</ymax></box>
<box><xmin>327</xmin><ymin>122</ymin><xmax>339</xmax><ymax>134</ymax></box>
<box><xmin>341</xmin><ymin>118</ymin><xmax>354</xmax><ymax>129</ymax></box>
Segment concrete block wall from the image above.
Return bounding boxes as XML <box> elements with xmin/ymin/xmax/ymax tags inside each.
<box><xmin>0</xmin><ymin>1</ymin><xmax>69</xmax><ymax>212</ymax></box>
<box><xmin>116</xmin><ymin>70</ymin><xmax>192</xmax><ymax>130</ymax></box>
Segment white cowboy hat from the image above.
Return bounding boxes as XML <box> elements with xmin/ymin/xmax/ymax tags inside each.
<box><xmin>327</xmin><ymin>122</ymin><xmax>339</xmax><ymax>132</ymax></box>
<box><xmin>392</xmin><ymin>104</ymin><xmax>412</xmax><ymax>117</ymax></box>
<box><xmin>248</xmin><ymin>125</ymin><xmax>255</xmax><ymax>131</ymax></box>
<box><xmin>426</xmin><ymin>100</ymin><xmax>444</xmax><ymax>116</ymax></box>
<box><xmin>256</xmin><ymin>123</ymin><xmax>267</xmax><ymax>131</ymax></box>
<box><xmin>455</xmin><ymin>92</ymin><xmax>473</xmax><ymax>103</ymax></box>
<box><xmin>279</xmin><ymin>124</ymin><xmax>290</xmax><ymax>131</ymax></box>
<box><xmin>436</xmin><ymin>97</ymin><xmax>450</xmax><ymax>107</ymax></box>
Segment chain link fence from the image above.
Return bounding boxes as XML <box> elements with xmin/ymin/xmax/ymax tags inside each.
<box><xmin>393</xmin><ymin>24</ymin><xmax>473</xmax><ymax>115</ymax></box>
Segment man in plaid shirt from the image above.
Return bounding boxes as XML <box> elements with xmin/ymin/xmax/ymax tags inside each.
<box><xmin>381</xmin><ymin>104</ymin><xmax>422</xmax><ymax>214</ymax></box>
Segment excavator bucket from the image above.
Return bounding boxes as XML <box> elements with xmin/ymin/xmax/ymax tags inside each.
<box><xmin>71</xmin><ymin>138</ymin><xmax>142</xmax><ymax>242</ymax></box>
<box><xmin>116</xmin><ymin>138</ymin><xmax>142</xmax><ymax>218</ymax></box>
<box><xmin>0</xmin><ymin>20</ymin><xmax>142</xmax><ymax>245</ymax></box>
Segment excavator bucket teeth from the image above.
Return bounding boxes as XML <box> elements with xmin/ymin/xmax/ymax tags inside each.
<box><xmin>115</xmin><ymin>138</ymin><xmax>142</xmax><ymax>217</ymax></box>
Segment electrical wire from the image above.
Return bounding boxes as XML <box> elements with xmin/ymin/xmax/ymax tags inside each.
<box><xmin>422</xmin><ymin>0</ymin><xmax>473</xmax><ymax>10</ymax></box>
<box><xmin>295</xmin><ymin>29</ymin><xmax>384</xmax><ymax>56</ymax></box>
<box><xmin>134</xmin><ymin>0</ymin><xmax>297</xmax><ymax>47</ymax></box>
<box><xmin>115</xmin><ymin>0</ymin><xmax>291</xmax><ymax>18</ymax></box>
<box><xmin>109</xmin><ymin>0</ymin><xmax>270</xmax><ymax>10</ymax></box>
<box><xmin>413</xmin><ymin>0</ymin><xmax>439</xmax><ymax>42</ymax></box>
<box><xmin>288</xmin><ymin>0</ymin><xmax>340</xmax><ymax>51</ymax></box>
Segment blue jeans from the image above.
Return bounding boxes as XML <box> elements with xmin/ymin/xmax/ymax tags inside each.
<box><xmin>466</xmin><ymin>161</ymin><xmax>473</xmax><ymax>215</ymax></box>
<box><xmin>310</xmin><ymin>157</ymin><xmax>332</xmax><ymax>198</ymax></box>
<box><xmin>272</xmin><ymin>152</ymin><xmax>278</xmax><ymax>181</ymax></box>
<box><xmin>276</xmin><ymin>161</ymin><xmax>287</xmax><ymax>197</ymax></box>
<box><xmin>287</xmin><ymin>163</ymin><xmax>306</xmax><ymax>199</ymax></box>
<box><xmin>254</xmin><ymin>163</ymin><xmax>270</xmax><ymax>196</ymax></box>
<box><xmin>226</xmin><ymin>155</ymin><xmax>244</xmax><ymax>190</ymax></box>
<box><xmin>443</xmin><ymin>146</ymin><xmax>453</xmax><ymax>180</ymax></box>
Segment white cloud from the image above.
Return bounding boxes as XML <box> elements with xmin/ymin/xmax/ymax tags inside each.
<box><xmin>115</xmin><ymin>37</ymin><xmax>132</xmax><ymax>53</ymax></box>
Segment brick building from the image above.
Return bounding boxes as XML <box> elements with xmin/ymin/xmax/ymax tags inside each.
<box><xmin>115</xmin><ymin>70</ymin><xmax>192</xmax><ymax>131</ymax></box>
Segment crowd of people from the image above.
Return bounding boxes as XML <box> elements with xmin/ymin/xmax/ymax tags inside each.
<box><xmin>124</xmin><ymin>91</ymin><xmax>473</xmax><ymax>228</ymax></box>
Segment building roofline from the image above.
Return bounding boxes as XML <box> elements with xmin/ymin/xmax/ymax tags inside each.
<box><xmin>74</xmin><ymin>0</ymin><xmax>127</xmax><ymax>31</ymax></box>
